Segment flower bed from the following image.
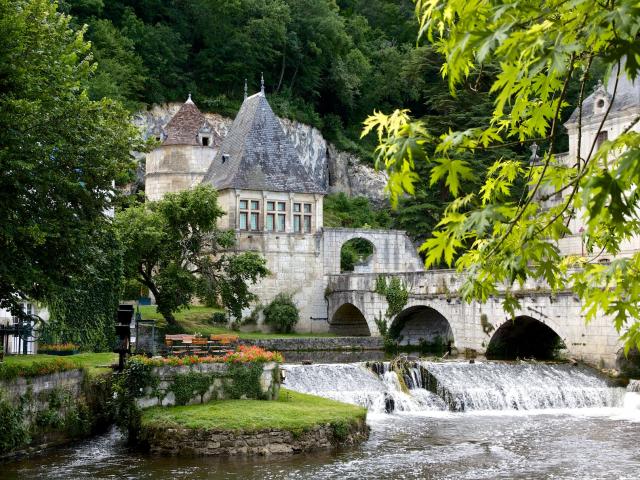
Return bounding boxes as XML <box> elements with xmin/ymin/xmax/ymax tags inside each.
<box><xmin>0</xmin><ymin>357</ymin><xmax>77</xmax><ymax>381</ymax></box>
<box><xmin>38</xmin><ymin>343</ymin><xmax>80</xmax><ymax>356</ymax></box>
<box><xmin>138</xmin><ymin>346</ymin><xmax>284</xmax><ymax>367</ymax></box>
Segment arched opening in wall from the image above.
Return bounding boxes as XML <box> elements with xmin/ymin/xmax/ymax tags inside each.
<box><xmin>330</xmin><ymin>303</ymin><xmax>371</xmax><ymax>336</ymax></box>
<box><xmin>340</xmin><ymin>238</ymin><xmax>375</xmax><ymax>273</ymax></box>
<box><xmin>486</xmin><ymin>316</ymin><xmax>566</xmax><ymax>360</ymax></box>
<box><xmin>390</xmin><ymin>306</ymin><xmax>454</xmax><ymax>354</ymax></box>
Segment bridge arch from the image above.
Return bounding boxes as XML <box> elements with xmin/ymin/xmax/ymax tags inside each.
<box><xmin>329</xmin><ymin>303</ymin><xmax>371</xmax><ymax>336</ymax></box>
<box><xmin>390</xmin><ymin>305</ymin><xmax>454</xmax><ymax>352</ymax></box>
<box><xmin>486</xmin><ymin>316</ymin><xmax>566</xmax><ymax>360</ymax></box>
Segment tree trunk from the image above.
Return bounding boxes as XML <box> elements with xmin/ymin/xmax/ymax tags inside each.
<box><xmin>139</xmin><ymin>270</ymin><xmax>179</xmax><ymax>328</ymax></box>
<box><xmin>277</xmin><ymin>51</ymin><xmax>286</xmax><ymax>92</ymax></box>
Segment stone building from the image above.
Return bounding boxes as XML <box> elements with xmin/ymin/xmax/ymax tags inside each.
<box><xmin>144</xmin><ymin>82</ymin><xmax>423</xmax><ymax>331</ymax></box>
<box><xmin>552</xmin><ymin>64</ymin><xmax>640</xmax><ymax>257</ymax></box>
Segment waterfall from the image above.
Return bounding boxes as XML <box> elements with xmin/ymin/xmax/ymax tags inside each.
<box><xmin>624</xmin><ymin>380</ymin><xmax>640</xmax><ymax>412</ymax></box>
<box><xmin>283</xmin><ymin>363</ymin><xmax>446</xmax><ymax>414</ymax></box>
<box><xmin>421</xmin><ymin>362</ymin><xmax>624</xmax><ymax>411</ymax></box>
<box><xmin>283</xmin><ymin>361</ymin><xmax>627</xmax><ymax>414</ymax></box>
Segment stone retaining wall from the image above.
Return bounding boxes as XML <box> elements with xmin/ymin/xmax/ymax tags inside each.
<box><xmin>0</xmin><ymin>369</ymin><xmax>112</xmax><ymax>459</ymax></box>
<box><xmin>0</xmin><ymin>369</ymin><xmax>84</xmax><ymax>405</ymax></box>
<box><xmin>238</xmin><ymin>337</ymin><xmax>383</xmax><ymax>352</ymax></box>
<box><xmin>136</xmin><ymin>362</ymin><xmax>280</xmax><ymax>409</ymax></box>
<box><xmin>140</xmin><ymin>417</ymin><xmax>369</xmax><ymax>456</ymax></box>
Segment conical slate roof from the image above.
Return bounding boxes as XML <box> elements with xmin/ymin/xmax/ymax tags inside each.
<box><xmin>201</xmin><ymin>91</ymin><xmax>325</xmax><ymax>194</ymax></box>
<box><xmin>163</xmin><ymin>95</ymin><xmax>220</xmax><ymax>146</ymax></box>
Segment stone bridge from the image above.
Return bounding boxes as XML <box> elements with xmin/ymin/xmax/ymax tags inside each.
<box><xmin>324</xmin><ymin>269</ymin><xmax>623</xmax><ymax>367</ymax></box>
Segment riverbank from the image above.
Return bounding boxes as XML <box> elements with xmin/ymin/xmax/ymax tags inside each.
<box><xmin>0</xmin><ymin>353</ymin><xmax>116</xmax><ymax>459</ymax></box>
<box><xmin>138</xmin><ymin>389</ymin><xmax>369</xmax><ymax>456</ymax></box>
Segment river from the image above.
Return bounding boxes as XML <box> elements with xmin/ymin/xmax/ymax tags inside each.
<box><xmin>3</xmin><ymin>361</ymin><xmax>639</xmax><ymax>480</ymax></box>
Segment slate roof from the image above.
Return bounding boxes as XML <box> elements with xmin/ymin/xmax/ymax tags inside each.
<box><xmin>163</xmin><ymin>96</ymin><xmax>220</xmax><ymax>146</ymax></box>
<box><xmin>566</xmin><ymin>63</ymin><xmax>640</xmax><ymax>125</ymax></box>
<box><xmin>201</xmin><ymin>91</ymin><xmax>325</xmax><ymax>194</ymax></box>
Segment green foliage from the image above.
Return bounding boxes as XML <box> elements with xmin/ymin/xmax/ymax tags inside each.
<box><xmin>263</xmin><ymin>293</ymin><xmax>300</xmax><ymax>333</ymax></box>
<box><xmin>376</xmin><ymin>276</ymin><xmax>409</xmax><ymax>318</ymax></box>
<box><xmin>224</xmin><ymin>362</ymin><xmax>266</xmax><ymax>400</ymax></box>
<box><xmin>115</xmin><ymin>185</ymin><xmax>269</xmax><ymax>326</ymax></box>
<box><xmin>341</xmin><ymin>238</ymin><xmax>375</xmax><ymax>272</ymax></box>
<box><xmin>324</xmin><ymin>193</ymin><xmax>391</xmax><ymax>229</ymax></box>
<box><xmin>0</xmin><ymin>0</ymin><xmax>141</xmax><ymax>322</ymax></box>
<box><xmin>0</xmin><ymin>358</ymin><xmax>76</xmax><ymax>381</ymax></box>
<box><xmin>368</xmin><ymin>0</ymin><xmax>640</xmax><ymax>353</ymax></box>
<box><xmin>212</xmin><ymin>311</ymin><xmax>228</xmax><ymax>325</ymax></box>
<box><xmin>170</xmin><ymin>372</ymin><xmax>214</xmax><ymax>406</ymax></box>
<box><xmin>0</xmin><ymin>394</ymin><xmax>29</xmax><ymax>454</ymax></box>
<box><xmin>40</xmin><ymin>227</ymin><xmax>123</xmax><ymax>351</ymax></box>
<box><xmin>113</xmin><ymin>356</ymin><xmax>159</xmax><ymax>439</ymax></box>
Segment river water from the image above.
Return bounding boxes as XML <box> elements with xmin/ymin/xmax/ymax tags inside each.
<box><xmin>3</xmin><ymin>361</ymin><xmax>640</xmax><ymax>480</ymax></box>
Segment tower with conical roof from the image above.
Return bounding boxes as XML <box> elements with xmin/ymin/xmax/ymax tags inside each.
<box><xmin>145</xmin><ymin>95</ymin><xmax>222</xmax><ymax>201</ymax></box>
<box><xmin>201</xmin><ymin>83</ymin><xmax>325</xmax><ymax>233</ymax></box>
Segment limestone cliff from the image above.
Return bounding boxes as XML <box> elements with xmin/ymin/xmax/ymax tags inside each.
<box><xmin>133</xmin><ymin>103</ymin><xmax>389</xmax><ymax>206</ymax></box>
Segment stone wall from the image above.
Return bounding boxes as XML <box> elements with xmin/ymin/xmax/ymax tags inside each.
<box><xmin>136</xmin><ymin>362</ymin><xmax>280</xmax><ymax>409</ymax></box>
<box><xmin>139</xmin><ymin>417</ymin><xmax>369</xmax><ymax>456</ymax></box>
<box><xmin>0</xmin><ymin>369</ymin><xmax>113</xmax><ymax>458</ymax></box>
<box><xmin>0</xmin><ymin>369</ymin><xmax>84</xmax><ymax>405</ymax></box>
<box><xmin>238</xmin><ymin>337</ymin><xmax>383</xmax><ymax>352</ymax></box>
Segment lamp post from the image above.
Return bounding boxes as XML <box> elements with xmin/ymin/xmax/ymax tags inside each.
<box><xmin>115</xmin><ymin>305</ymin><xmax>133</xmax><ymax>371</ymax></box>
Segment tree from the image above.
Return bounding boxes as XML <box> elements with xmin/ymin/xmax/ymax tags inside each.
<box><xmin>0</xmin><ymin>0</ymin><xmax>139</xmax><ymax>320</ymax></box>
<box><xmin>115</xmin><ymin>186</ymin><xmax>269</xmax><ymax>326</ymax></box>
<box><xmin>366</xmin><ymin>0</ymin><xmax>640</xmax><ymax>353</ymax></box>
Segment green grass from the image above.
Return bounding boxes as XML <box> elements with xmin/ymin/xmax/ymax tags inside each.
<box><xmin>138</xmin><ymin>305</ymin><xmax>337</xmax><ymax>339</ymax></box>
<box><xmin>2</xmin><ymin>352</ymin><xmax>117</xmax><ymax>376</ymax></box>
<box><xmin>141</xmin><ymin>388</ymin><xmax>366</xmax><ymax>434</ymax></box>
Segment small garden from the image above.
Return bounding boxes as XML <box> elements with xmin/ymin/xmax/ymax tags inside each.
<box><xmin>141</xmin><ymin>388</ymin><xmax>366</xmax><ymax>436</ymax></box>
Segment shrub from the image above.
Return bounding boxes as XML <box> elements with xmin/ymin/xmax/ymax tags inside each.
<box><xmin>0</xmin><ymin>358</ymin><xmax>76</xmax><ymax>381</ymax></box>
<box><xmin>211</xmin><ymin>311</ymin><xmax>227</xmax><ymax>324</ymax></box>
<box><xmin>263</xmin><ymin>293</ymin><xmax>299</xmax><ymax>333</ymax></box>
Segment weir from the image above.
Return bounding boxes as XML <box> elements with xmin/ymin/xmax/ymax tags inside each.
<box><xmin>283</xmin><ymin>361</ymin><xmax>630</xmax><ymax>414</ymax></box>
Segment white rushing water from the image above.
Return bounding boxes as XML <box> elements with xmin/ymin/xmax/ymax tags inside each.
<box><xmin>283</xmin><ymin>361</ymin><xmax>629</xmax><ymax>414</ymax></box>
<box><xmin>422</xmin><ymin>362</ymin><xmax>625</xmax><ymax>411</ymax></box>
<box><xmin>283</xmin><ymin>363</ymin><xmax>446</xmax><ymax>413</ymax></box>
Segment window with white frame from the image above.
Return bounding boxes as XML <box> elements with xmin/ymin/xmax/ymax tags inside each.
<box><xmin>266</xmin><ymin>201</ymin><xmax>275</xmax><ymax>231</ymax></box>
<box><xmin>293</xmin><ymin>202</ymin><xmax>313</xmax><ymax>233</ymax></box>
<box><xmin>276</xmin><ymin>201</ymin><xmax>286</xmax><ymax>232</ymax></box>
<box><xmin>239</xmin><ymin>199</ymin><xmax>260</xmax><ymax>231</ymax></box>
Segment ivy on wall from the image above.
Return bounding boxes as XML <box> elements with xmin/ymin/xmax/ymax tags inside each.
<box><xmin>0</xmin><ymin>375</ymin><xmax>112</xmax><ymax>455</ymax></box>
<box><xmin>375</xmin><ymin>276</ymin><xmax>409</xmax><ymax>318</ymax></box>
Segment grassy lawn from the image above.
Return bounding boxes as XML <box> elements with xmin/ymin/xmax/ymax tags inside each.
<box><xmin>141</xmin><ymin>388</ymin><xmax>366</xmax><ymax>434</ymax></box>
<box><xmin>2</xmin><ymin>352</ymin><xmax>117</xmax><ymax>376</ymax></box>
<box><xmin>138</xmin><ymin>305</ymin><xmax>337</xmax><ymax>339</ymax></box>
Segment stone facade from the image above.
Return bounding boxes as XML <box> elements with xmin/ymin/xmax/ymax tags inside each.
<box><xmin>139</xmin><ymin>417</ymin><xmax>369</xmax><ymax>456</ymax></box>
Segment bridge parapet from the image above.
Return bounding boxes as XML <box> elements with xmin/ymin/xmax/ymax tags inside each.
<box><xmin>327</xmin><ymin>269</ymin><xmax>575</xmax><ymax>297</ymax></box>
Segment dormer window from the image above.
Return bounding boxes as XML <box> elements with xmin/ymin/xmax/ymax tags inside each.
<box><xmin>222</xmin><ymin>154</ymin><xmax>229</xmax><ymax>164</ymax></box>
<box><xmin>202</xmin><ymin>136</ymin><xmax>210</xmax><ymax>146</ymax></box>
<box><xmin>596</xmin><ymin>99</ymin><xmax>605</xmax><ymax>109</ymax></box>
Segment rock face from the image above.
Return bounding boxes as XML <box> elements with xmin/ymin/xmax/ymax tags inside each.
<box><xmin>134</xmin><ymin>103</ymin><xmax>388</xmax><ymax>205</ymax></box>
<box><xmin>617</xmin><ymin>348</ymin><xmax>640</xmax><ymax>378</ymax></box>
<box><xmin>139</xmin><ymin>418</ymin><xmax>370</xmax><ymax>456</ymax></box>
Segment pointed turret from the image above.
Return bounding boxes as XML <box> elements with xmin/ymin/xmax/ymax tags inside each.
<box><xmin>201</xmin><ymin>88</ymin><xmax>324</xmax><ymax>194</ymax></box>
<box><xmin>163</xmin><ymin>95</ymin><xmax>219</xmax><ymax>147</ymax></box>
